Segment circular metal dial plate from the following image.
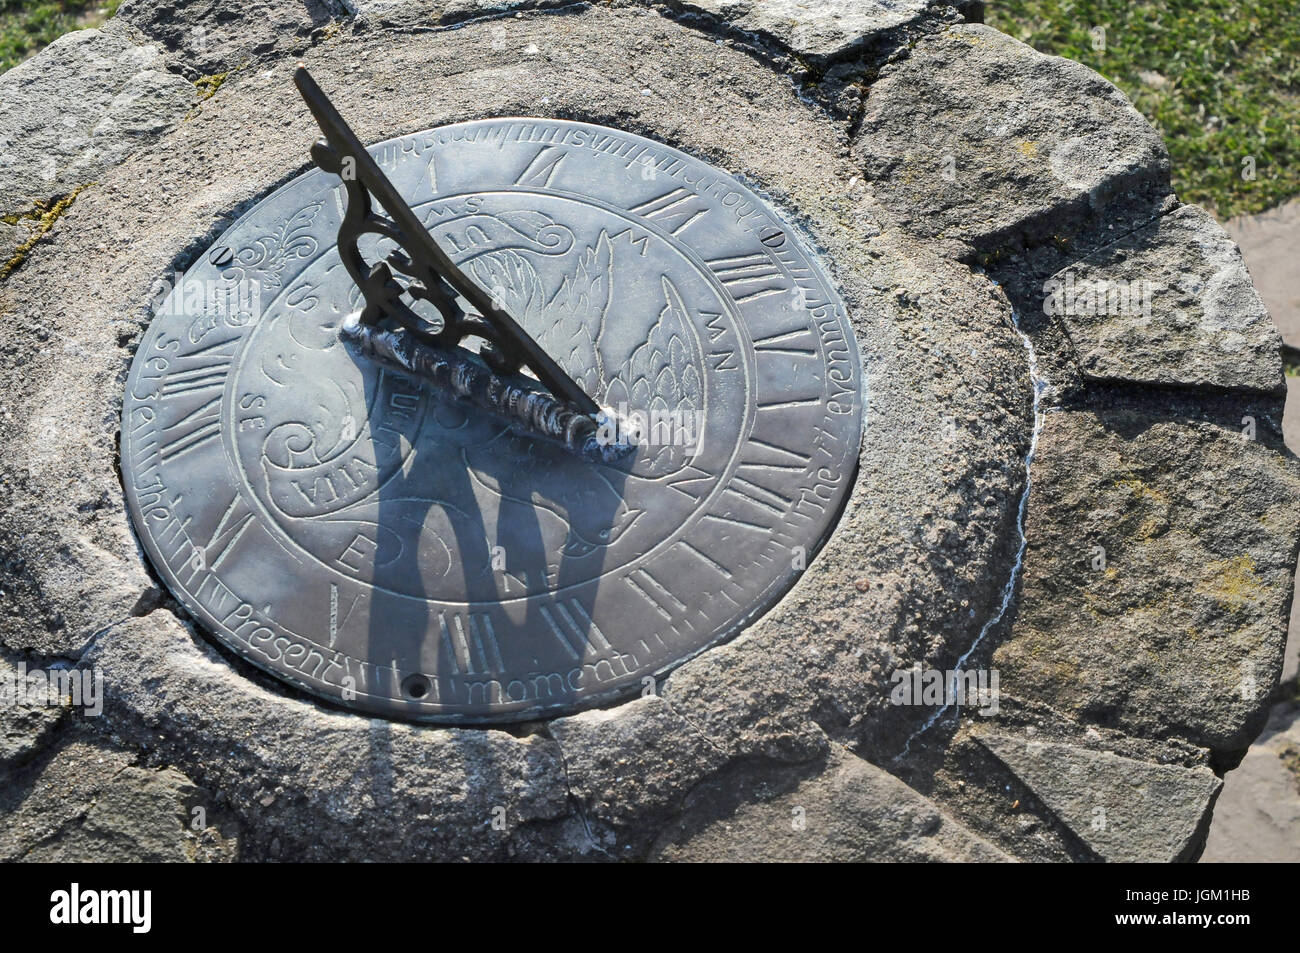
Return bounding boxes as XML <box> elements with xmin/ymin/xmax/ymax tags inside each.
<box><xmin>121</xmin><ymin>118</ymin><xmax>863</xmax><ymax>722</ymax></box>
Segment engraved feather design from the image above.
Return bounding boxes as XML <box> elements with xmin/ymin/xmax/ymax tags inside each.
<box><xmin>507</xmin><ymin>229</ymin><xmax>705</xmax><ymax>475</ymax></box>
<box><xmin>464</xmin><ymin>248</ymin><xmax>547</xmax><ymax>336</ymax></box>
<box><xmin>460</xmin><ymin>231</ymin><xmax>704</xmax><ymax>555</ymax></box>
<box><xmin>465</xmin><ymin>235</ymin><xmax>612</xmax><ymax>397</ymax></box>
<box><xmin>533</xmin><ymin>232</ymin><xmax>611</xmax><ymax>395</ymax></box>
<box><xmin>604</xmin><ymin>274</ymin><xmax>703</xmax><ymax>476</ymax></box>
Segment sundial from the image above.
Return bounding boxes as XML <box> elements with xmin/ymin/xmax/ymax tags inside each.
<box><xmin>120</xmin><ymin>67</ymin><xmax>863</xmax><ymax>722</ymax></box>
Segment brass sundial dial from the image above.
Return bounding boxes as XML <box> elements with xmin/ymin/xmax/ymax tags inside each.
<box><xmin>119</xmin><ymin>67</ymin><xmax>864</xmax><ymax>722</ymax></box>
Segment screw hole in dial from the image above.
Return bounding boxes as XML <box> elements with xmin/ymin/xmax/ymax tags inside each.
<box><xmin>401</xmin><ymin>674</ymin><xmax>432</xmax><ymax>700</ymax></box>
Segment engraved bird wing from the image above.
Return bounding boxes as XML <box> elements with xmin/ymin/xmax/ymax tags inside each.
<box><xmin>467</xmin><ymin>236</ymin><xmax>612</xmax><ymax>398</ymax></box>
<box><xmin>533</xmin><ymin>231</ymin><xmax>613</xmax><ymax>396</ymax></box>
<box><xmin>465</xmin><ymin>248</ymin><xmax>547</xmax><ymax>340</ymax></box>
<box><xmin>461</xmin><ymin>235</ymin><xmax>641</xmax><ymax>556</ymax></box>
<box><xmin>604</xmin><ymin>274</ymin><xmax>704</xmax><ymax>477</ymax></box>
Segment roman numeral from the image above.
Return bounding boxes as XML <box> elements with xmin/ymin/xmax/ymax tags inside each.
<box><xmin>705</xmin><ymin>253</ymin><xmax>786</xmax><ymax>303</ymax></box>
<box><xmin>201</xmin><ymin>493</ymin><xmax>255</xmax><ymax>571</ymax></box>
<box><xmin>725</xmin><ymin>474</ymin><xmax>793</xmax><ymax>517</ymax></box>
<box><xmin>674</xmin><ymin>539</ymin><xmax>734</xmax><ymax>580</ymax></box>
<box><xmin>158</xmin><ymin>336</ymin><xmax>238</xmax><ymax>399</ymax></box>
<box><xmin>755</xmin><ymin>396</ymin><xmax>822</xmax><ymax>410</ymax></box>
<box><xmin>155</xmin><ymin>336</ymin><xmax>239</xmax><ymax>461</ymax></box>
<box><xmin>539</xmin><ymin>598</ymin><xmax>614</xmax><ymax>661</ymax></box>
<box><xmin>739</xmin><ymin>437</ymin><xmax>812</xmax><ymax>473</ymax></box>
<box><xmin>438</xmin><ymin>611</ymin><xmax>506</xmax><ymax>675</ymax></box>
<box><xmin>469</xmin><ymin>613</ymin><xmax>505</xmax><ymax>673</ymax></box>
<box><xmin>515</xmin><ymin>146</ymin><xmax>567</xmax><ymax>188</ymax></box>
<box><xmin>159</xmin><ymin>396</ymin><xmax>222</xmax><ymax>461</ymax></box>
<box><xmin>753</xmin><ymin>328</ymin><xmax>817</xmax><ymax>356</ymax></box>
<box><xmin>629</xmin><ymin>187</ymin><xmax>709</xmax><ymax>236</ymax></box>
<box><xmin>623</xmin><ymin>568</ymin><xmax>687</xmax><ymax>622</ymax></box>
<box><xmin>665</xmin><ymin>464</ymin><xmax>713</xmax><ymax>501</ymax></box>
<box><xmin>701</xmin><ymin>511</ymin><xmax>770</xmax><ymax>534</ymax></box>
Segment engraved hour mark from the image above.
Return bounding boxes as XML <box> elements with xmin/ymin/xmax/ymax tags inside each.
<box><xmin>624</xmin><ymin>568</ymin><xmax>687</xmax><ymax>622</ymax></box>
<box><xmin>726</xmin><ymin>475</ymin><xmax>793</xmax><ymax>516</ymax></box>
<box><xmin>629</xmin><ymin>187</ymin><xmax>709</xmax><ymax>236</ymax></box>
<box><xmin>514</xmin><ymin>146</ymin><xmax>567</xmax><ymax>188</ymax></box>
<box><xmin>705</xmin><ymin>253</ymin><xmax>786</xmax><ymax>303</ymax></box>
<box><xmin>437</xmin><ymin>611</ymin><xmax>505</xmax><ymax>675</ymax></box>
<box><xmin>702</xmin><ymin>511</ymin><xmax>771</xmax><ymax>534</ymax></box>
<box><xmin>201</xmin><ymin>494</ymin><xmax>255</xmax><ymax>571</ymax></box>
<box><xmin>674</xmin><ymin>539</ymin><xmax>733</xmax><ymax>579</ymax></box>
<box><xmin>740</xmin><ymin>437</ymin><xmax>813</xmax><ymax>473</ymax></box>
<box><xmin>158</xmin><ymin>337</ymin><xmax>238</xmax><ymax>399</ymax></box>
<box><xmin>329</xmin><ymin>584</ymin><xmax>339</xmax><ymax>648</ymax></box>
<box><xmin>540</xmin><ymin>598</ymin><xmax>614</xmax><ymax>660</ymax></box>
<box><xmin>753</xmin><ymin>328</ymin><xmax>818</xmax><ymax>356</ymax></box>
<box><xmin>156</xmin><ymin>336</ymin><xmax>241</xmax><ymax>459</ymax></box>
<box><xmin>158</xmin><ymin>396</ymin><xmax>222</xmax><ymax>461</ymax></box>
<box><xmin>756</xmin><ymin>396</ymin><xmax>822</xmax><ymax>410</ymax></box>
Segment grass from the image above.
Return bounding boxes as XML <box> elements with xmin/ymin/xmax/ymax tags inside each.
<box><xmin>0</xmin><ymin>0</ymin><xmax>117</xmax><ymax>75</ymax></box>
<box><xmin>989</xmin><ymin>0</ymin><xmax>1300</xmax><ymax>219</ymax></box>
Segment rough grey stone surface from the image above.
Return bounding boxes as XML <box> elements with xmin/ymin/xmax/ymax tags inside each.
<box><xmin>976</xmin><ymin>732</ymin><xmax>1221</xmax><ymax>862</ymax></box>
<box><xmin>993</xmin><ymin>401</ymin><xmax>1300</xmax><ymax>755</ymax></box>
<box><xmin>0</xmin><ymin>29</ymin><xmax>193</xmax><ymax>213</ymax></box>
<box><xmin>0</xmin><ymin>0</ymin><xmax>1293</xmax><ymax>862</ymax></box>
<box><xmin>0</xmin><ymin>657</ymin><xmax>65</xmax><ymax>769</ymax></box>
<box><xmin>112</xmin><ymin>0</ymin><xmax>345</xmax><ymax>78</ymax></box>
<box><xmin>0</xmin><ymin>728</ymin><xmax>237</xmax><ymax>862</ymax></box>
<box><xmin>125</xmin><ymin>0</ymin><xmax>978</xmax><ymax>77</ymax></box>
<box><xmin>653</xmin><ymin>745</ymin><xmax>1010</xmax><ymax>861</ymax></box>
<box><xmin>671</xmin><ymin>0</ymin><xmax>935</xmax><ymax>61</ymax></box>
<box><xmin>83</xmin><ymin>614</ymin><xmax>580</xmax><ymax>860</ymax></box>
<box><xmin>1203</xmin><ymin>377</ymin><xmax>1300</xmax><ymax>860</ymax></box>
<box><xmin>1050</xmin><ymin>204</ymin><xmax>1283</xmax><ymax>394</ymax></box>
<box><xmin>0</xmin><ymin>222</ymin><xmax>23</xmax><ymax>268</ymax></box>
<box><xmin>345</xmin><ymin>0</ymin><xmax>570</xmax><ymax>31</ymax></box>
<box><xmin>854</xmin><ymin>23</ymin><xmax>1170</xmax><ymax>260</ymax></box>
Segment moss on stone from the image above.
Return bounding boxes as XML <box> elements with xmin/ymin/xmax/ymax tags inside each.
<box><xmin>185</xmin><ymin>61</ymin><xmax>249</xmax><ymax>119</ymax></box>
<box><xmin>193</xmin><ymin>70</ymin><xmax>231</xmax><ymax>102</ymax></box>
<box><xmin>1199</xmin><ymin>553</ymin><xmax>1262</xmax><ymax>610</ymax></box>
<box><xmin>0</xmin><ymin>184</ymin><xmax>91</xmax><ymax>280</ymax></box>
